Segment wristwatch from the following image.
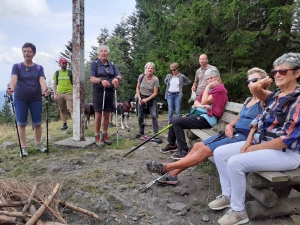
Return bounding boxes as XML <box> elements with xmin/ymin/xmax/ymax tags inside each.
<box><xmin>99</xmin><ymin>79</ymin><xmax>102</xmax><ymax>84</ymax></box>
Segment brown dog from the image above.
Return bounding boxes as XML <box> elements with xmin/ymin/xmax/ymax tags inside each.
<box><xmin>84</xmin><ymin>103</ymin><xmax>95</xmax><ymax>129</ymax></box>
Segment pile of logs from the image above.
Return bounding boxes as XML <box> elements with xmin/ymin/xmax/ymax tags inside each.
<box><xmin>0</xmin><ymin>179</ymin><xmax>99</xmax><ymax>224</ymax></box>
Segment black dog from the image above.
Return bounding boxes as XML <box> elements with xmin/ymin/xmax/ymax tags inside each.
<box><xmin>84</xmin><ymin>103</ymin><xmax>95</xmax><ymax>129</ymax></box>
<box><xmin>115</xmin><ymin>98</ymin><xmax>134</xmax><ymax>129</ymax></box>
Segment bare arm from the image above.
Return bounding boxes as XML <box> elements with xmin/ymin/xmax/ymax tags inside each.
<box><xmin>225</xmin><ymin>114</ymin><xmax>240</xmax><ymax>138</ymax></box>
<box><xmin>39</xmin><ymin>77</ymin><xmax>50</xmax><ymax>96</ymax></box>
<box><xmin>248</xmin><ymin>76</ymin><xmax>273</xmax><ymax>102</ymax></box>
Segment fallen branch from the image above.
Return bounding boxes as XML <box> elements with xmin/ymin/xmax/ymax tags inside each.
<box><xmin>0</xmin><ymin>215</ymin><xmax>16</xmax><ymax>224</ymax></box>
<box><xmin>22</xmin><ymin>183</ymin><xmax>38</xmax><ymax>213</ymax></box>
<box><xmin>0</xmin><ymin>200</ymin><xmax>27</xmax><ymax>208</ymax></box>
<box><xmin>59</xmin><ymin>200</ymin><xmax>99</xmax><ymax>220</ymax></box>
<box><xmin>25</xmin><ymin>183</ymin><xmax>62</xmax><ymax>225</ymax></box>
<box><xmin>0</xmin><ymin>210</ymin><xmax>30</xmax><ymax>218</ymax></box>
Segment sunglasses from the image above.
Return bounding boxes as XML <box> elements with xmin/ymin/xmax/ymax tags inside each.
<box><xmin>170</xmin><ymin>68</ymin><xmax>178</xmax><ymax>72</ymax></box>
<box><xmin>270</xmin><ymin>68</ymin><xmax>299</xmax><ymax>76</ymax></box>
<box><xmin>105</xmin><ymin>67</ymin><xmax>110</xmax><ymax>75</ymax></box>
<box><xmin>246</xmin><ymin>78</ymin><xmax>262</xmax><ymax>85</ymax></box>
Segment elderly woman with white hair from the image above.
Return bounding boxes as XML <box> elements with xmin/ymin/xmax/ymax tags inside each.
<box><xmin>161</xmin><ymin>68</ymin><xmax>228</xmax><ymax>159</ymax></box>
<box><xmin>135</xmin><ymin>62</ymin><xmax>160</xmax><ymax>141</ymax></box>
<box><xmin>90</xmin><ymin>45</ymin><xmax>122</xmax><ymax>147</ymax></box>
<box><xmin>209</xmin><ymin>52</ymin><xmax>300</xmax><ymax>225</ymax></box>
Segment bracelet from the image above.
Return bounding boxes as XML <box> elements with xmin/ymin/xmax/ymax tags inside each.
<box><xmin>114</xmin><ymin>77</ymin><xmax>120</xmax><ymax>81</ymax></box>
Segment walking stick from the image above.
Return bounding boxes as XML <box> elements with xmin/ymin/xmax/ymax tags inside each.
<box><xmin>100</xmin><ymin>88</ymin><xmax>106</xmax><ymax>146</ymax></box>
<box><xmin>45</xmin><ymin>92</ymin><xmax>49</xmax><ymax>154</ymax></box>
<box><xmin>123</xmin><ymin>124</ymin><xmax>172</xmax><ymax>157</ymax></box>
<box><xmin>139</xmin><ymin>171</ymin><xmax>172</xmax><ymax>192</ymax></box>
<box><xmin>4</xmin><ymin>90</ymin><xmax>23</xmax><ymax>158</ymax></box>
<box><xmin>114</xmin><ymin>88</ymin><xmax>119</xmax><ymax>147</ymax></box>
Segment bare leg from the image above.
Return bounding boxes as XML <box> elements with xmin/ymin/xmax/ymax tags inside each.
<box><xmin>94</xmin><ymin>111</ymin><xmax>101</xmax><ymax>134</ymax></box>
<box><xmin>18</xmin><ymin>125</ymin><xmax>26</xmax><ymax>146</ymax></box>
<box><xmin>69</xmin><ymin>108</ymin><xmax>73</xmax><ymax>119</ymax></box>
<box><xmin>103</xmin><ymin>111</ymin><xmax>110</xmax><ymax>133</ymax></box>
<box><xmin>34</xmin><ymin>125</ymin><xmax>42</xmax><ymax>143</ymax></box>
<box><xmin>60</xmin><ymin>108</ymin><xmax>67</xmax><ymax>124</ymax></box>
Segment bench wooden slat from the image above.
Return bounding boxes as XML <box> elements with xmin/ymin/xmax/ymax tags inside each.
<box><xmin>282</xmin><ymin>168</ymin><xmax>300</xmax><ymax>181</ymax></box>
<box><xmin>224</xmin><ymin>102</ymin><xmax>243</xmax><ymax>113</ymax></box>
<box><xmin>255</xmin><ymin>171</ymin><xmax>289</xmax><ymax>182</ymax></box>
<box><xmin>190</xmin><ymin>129</ymin><xmax>218</xmax><ymax>140</ymax></box>
<box><xmin>219</xmin><ymin>112</ymin><xmax>238</xmax><ymax>124</ymax></box>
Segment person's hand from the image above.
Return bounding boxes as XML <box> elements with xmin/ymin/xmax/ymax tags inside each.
<box><xmin>207</xmin><ymin>80</ymin><xmax>218</xmax><ymax>89</ymax></box>
<box><xmin>6</xmin><ymin>88</ymin><xmax>14</xmax><ymax>96</ymax></box>
<box><xmin>102</xmin><ymin>80</ymin><xmax>110</xmax><ymax>88</ymax></box>
<box><xmin>250</xmin><ymin>76</ymin><xmax>273</xmax><ymax>89</ymax></box>
<box><xmin>191</xmin><ymin>86</ymin><xmax>196</xmax><ymax>92</ymax></box>
<box><xmin>240</xmin><ymin>141</ymin><xmax>253</xmax><ymax>153</ymax></box>
<box><xmin>140</xmin><ymin>98</ymin><xmax>148</xmax><ymax>104</ymax></box>
<box><xmin>112</xmin><ymin>78</ymin><xmax>119</xmax><ymax>88</ymax></box>
<box><xmin>54</xmin><ymin>93</ymin><xmax>58</xmax><ymax>100</ymax></box>
<box><xmin>44</xmin><ymin>89</ymin><xmax>50</xmax><ymax>97</ymax></box>
<box><xmin>201</xmin><ymin>104</ymin><xmax>211</xmax><ymax>110</ymax></box>
<box><xmin>225</xmin><ymin>124</ymin><xmax>234</xmax><ymax>139</ymax></box>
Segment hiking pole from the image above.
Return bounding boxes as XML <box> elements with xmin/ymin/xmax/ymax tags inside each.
<box><xmin>114</xmin><ymin>88</ymin><xmax>119</xmax><ymax>147</ymax></box>
<box><xmin>100</xmin><ymin>88</ymin><xmax>106</xmax><ymax>147</ymax></box>
<box><xmin>139</xmin><ymin>171</ymin><xmax>172</xmax><ymax>192</ymax></box>
<box><xmin>4</xmin><ymin>90</ymin><xmax>23</xmax><ymax>158</ymax></box>
<box><xmin>45</xmin><ymin>90</ymin><xmax>49</xmax><ymax>154</ymax></box>
<box><xmin>123</xmin><ymin>124</ymin><xmax>172</xmax><ymax>157</ymax></box>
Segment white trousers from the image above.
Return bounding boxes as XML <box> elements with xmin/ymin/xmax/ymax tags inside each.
<box><xmin>213</xmin><ymin>141</ymin><xmax>300</xmax><ymax>211</ymax></box>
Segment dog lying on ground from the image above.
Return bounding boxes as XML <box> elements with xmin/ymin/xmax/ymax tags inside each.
<box><xmin>115</xmin><ymin>98</ymin><xmax>134</xmax><ymax>129</ymax></box>
<box><xmin>84</xmin><ymin>103</ymin><xmax>95</xmax><ymax>129</ymax></box>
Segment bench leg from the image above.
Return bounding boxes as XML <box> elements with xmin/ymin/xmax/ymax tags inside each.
<box><xmin>272</xmin><ymin>186</ymin><xmax>293</xmax><ymax>198</ymax></box>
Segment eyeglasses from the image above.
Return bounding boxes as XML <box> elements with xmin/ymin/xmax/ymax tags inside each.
<box><xmin>246</xmin><ymin>78</ymin><xmax>262</xmax><ymax>85</ymax></box>
<box><xmin>105</xmin><ymin>67</ymin><xmax>110</xmax><ymax>75</ymax></box>
<box><xmin>270</xmin><ymin>68</ymin><xmax>299</xmax><ymax>76</ymax></box>
<box><xmin>171</xmin><ymin>68</ymin><xmax>177</xmax><ymax>72</ymax></box>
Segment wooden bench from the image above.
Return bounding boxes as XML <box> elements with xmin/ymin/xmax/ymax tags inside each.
<box><xmin>188</xmin><ymin>101</ymin><xmax>300</xmax><ymax>220</ymax></box>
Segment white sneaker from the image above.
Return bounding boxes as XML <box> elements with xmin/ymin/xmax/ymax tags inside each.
<box><xmin>218</xmin><ymin>208</ymin><xmax>249</xmax><ymax>225</ymax></box>
<box><xmin>35</xmin><ymin>143</ymin><xmax>48</xmax><ymax>153</ymax></box>
<box><xmin>20</xmin><ymin>146</ymin><xmax>28</xmax><ymax>157</ymax></box>
<box><xmin>208</xmin><ymin>194</ymin><xmax>230</xmax><ymax>210</ymax></box>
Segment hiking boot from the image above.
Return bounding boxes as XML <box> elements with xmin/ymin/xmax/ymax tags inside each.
<box><xmin>20</xmin><ymin>146</ymin><xmax>28</xmax><ymax>157</ymax></box>
<box><xmin>35</xmin><ymin>143</ymin><xmax>48</xmax><ymax>153</ymax></box>
<box><xmin>171</xmin><ymin>149</ymin><xmax>189</xmax><ymax>160</ymax></box>
<box><xmin>160</xmin><ymin>143</ymin><xmax>178</xmax><ymax>153</ymax></box>
<box><xmin>60</xmin><ymin>124</ymin><xmax>68</xmax><ymax>130</ymax></box>
<box><xmin>157</xmin><ymin>174</ymin><xmax>178</xmax><ymax>185</ymax></box>
<box><xmin>208</xmin><ymin>194</ymin><xmax>231</xmax><ymax>210</ymax></box>
<box><xmin>103</xmin><ymin>133</ymin><xmax>112</xmax><ymax>145</ymax></box>
<box><xmin>218</xmin><ymin>208</ymin><xmax>249</xmax><ymax>225</ymax></box>
<box><xmin>95</xmin><ymin>134</ymin><xmax>105</xmax><ymax>147</ymax></box>
<box><xmin>108</xmin><ymin>122</ymin><xmax>113</xmax><ymax>128</ymax></box>
<box><xmin>135</xmin><ymin>132</ymin><xmax>144</xmax><ymax>138</ymax></box>
<box><xmin>146</xmin><ymin>160</ymin><xmax>165</xmax><ymax>176</ymax></box>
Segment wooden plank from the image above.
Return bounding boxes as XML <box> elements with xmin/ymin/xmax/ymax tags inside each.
<box><xmin>255</xmin><ymin>171</ymin><xmax>289</xmax><ymax>182</ymax></box>
<box><xmin>190</xmin><ymin>129</ymin><xmax>217</xmax><ymax>140</ymax></box>
<box><xmin>224</xmin><ymin>102</ymin><xmax>243</xmax><ymax>113</ymax></box>
<box><xmin>282</xmin><ymin>168</ymin><xmax>300</xmax><ymax>181</ymax></box>
<box><xmin>219</xmin><ymin>112</ymin><xmax>238</xmax><ymax>124</ymax></box>
<box><xmin>208</xmin><ymin>156</ymin><xmax>215</xmax><ymax>164</ymax></box>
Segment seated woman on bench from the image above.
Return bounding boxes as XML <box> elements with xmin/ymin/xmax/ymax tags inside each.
<box><xmin>209</xmin><ymin>53</ymin><xmax>300</xmax><ymax>225</ymax></box>
<box><xmin>146</xmin><ymin>68</ymin><xmax>268</xmax><ymax>186</ymax></box>
<box><xmin>160</xmin><ymin>68</ymin><xmax>228</xmax><ymax>160</ymax></box>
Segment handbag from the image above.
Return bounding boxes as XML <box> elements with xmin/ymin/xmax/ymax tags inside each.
<box><xmin>189</xmin><ymin>107</ymin><xmax>207</xmax><ymax>116</ymax></box>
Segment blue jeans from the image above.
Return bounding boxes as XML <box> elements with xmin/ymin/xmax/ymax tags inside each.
<box><xmin>167</xmin><ymin>92</ymin><xmax>181</xmax><ymax>121</ymax></box>
<box><xmin>14</xmin><ymin>98</ymin><xmax>42</xmax><ymax>126</ymax></box>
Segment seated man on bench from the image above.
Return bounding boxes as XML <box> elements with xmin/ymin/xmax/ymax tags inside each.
<box><xmin>146</xmin><ymin>68</ymin><xmax>268</xmax><ymax>186</ymax></box>
<box><xmin>209</xmin><ymin>53</ymin><xmax>300</xmax><ymax>225</ymax></box>
<box><xmin>160</xmin><ymin>68</ymin><xmax>228</xmax><ymax>159</ymax></box>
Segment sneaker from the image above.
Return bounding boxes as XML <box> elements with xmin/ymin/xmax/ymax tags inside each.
<box><xmin>218</xmin><ymin>208</ymin><xmax>249</xmax><ymax>225</ymax></box>
<box><xmin>150</xmin><ymin>138</ymin><xmax>163</xmax><ymax>144</ymax></box>
<box><xmin>95</xmin><ymin>134</ymin><xmax>105</xmax><ymax>147</ymax></box>
<box><xmin>157</xmin><ymin>174</ymin><xmax>178</xmax><ymax>185</ymax></box>
<box><xmin>103</xmin><ymin>133</ymin><xmax>112</xmax><ymax>145</ymax></box>
<box><xmin>135</xmin><ymin>132</ymin><xmax>144</xmax><ymax>138</ymax></box>
<box><xmin>208</xmin><ymin>195</ymin><xmax>231</xmax><ymax>210</ymax></box>
<box><xmin>171</xmin><ymin>149</ymin><xmax>188</xmax><ymax>160</ymax></box>
<box><xmin>160</xmin><ymin>143</ymin><xmax>178</xmax><ymax>153</ymax></box>
<box><xmin>35</xmin><ymin>143</ymin><xmax>48</xmax><ymax>153</ymax></box>
<box><xmin>146</xmin><ymin>160</ymin><xmax>165</xmax><ymax>176</ymax></box>
<box><xmin>60</xmin><ymin>124</ymin><xmax>68</xmax><ymax>130</ymax></box>
<box><xmin>108</xmin><ymin>122</ymin><xmax>113</xmax><ymax>128</ymax></box>
<box><xmin>140</xmin><ymin>135</ymin><xmax>150</xmax><ymax>141</ymax></box>
<box><xmin>20</xmin><ymin>146</ymin><xmax>28</xmax><ymax>157</ymax></box>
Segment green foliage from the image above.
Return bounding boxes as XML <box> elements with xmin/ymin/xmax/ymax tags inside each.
<box><xmin>0</xmin><ymin>98</ymin><xmax>14</xmax><ymax>125</ymax></box>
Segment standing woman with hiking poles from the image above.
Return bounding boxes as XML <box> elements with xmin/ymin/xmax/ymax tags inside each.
<box><xmin>90</xmin><ymin>45</ymin><xmax>122</xmax><ymax>147</ymax></box>
<box><xmin>6</xmin><ymin>42</ymin><xmax>50</xmax><ymax>157</ymax></box>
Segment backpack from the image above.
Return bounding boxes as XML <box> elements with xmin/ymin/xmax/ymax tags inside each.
<box><xmin>94</xmin><ymin>59</ymin><xmax>116</xmax><ymax>78</ymax></box>
<box><xmin>18</xmin><ymin>63</ymin><xmax>41</xmax><ymax>72</ymax></box>
<box><xmin>55</xmin><ymin>70</ymin><xmax>73</xmax><ymax>85</ymax></box>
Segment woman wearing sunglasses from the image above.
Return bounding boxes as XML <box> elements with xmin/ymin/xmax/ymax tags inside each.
<box><xmin>164</xmin><ymin>62</ymin><xmax>192</xmax><ymax>123</ymax></box>
<box><xmin>209</xmin><ymin>52</ymin><xmax>300</xmax><ymax>225</ymax></box>
<box><xmin>146</xmin><ymin>67</ymin><xmax>268</xmax><ymax>185</ymax></box>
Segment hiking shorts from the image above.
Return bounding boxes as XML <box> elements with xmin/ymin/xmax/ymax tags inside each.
<box><xmin>93</xmin><ymin>88</ymin><xmax>114</xmax><ymax>112</ymax></box>
<box><xmin>57</xmin><ymin>93</ymin><xmax>73</xmax><ymax>110</ymax></box>
<box><xmin>14</xmin><ymin>98</ymin><xmax>42</xmax><ymax>126</ymax></box>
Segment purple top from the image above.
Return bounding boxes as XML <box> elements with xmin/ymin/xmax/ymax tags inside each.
<box><xmin>11</xmin><ymin>63</ymin><xmax>45</xmax><ymax>101</ymax></box>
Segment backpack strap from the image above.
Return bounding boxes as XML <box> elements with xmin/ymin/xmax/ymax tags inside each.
<box><xmin>68</xmin><ymin>69</ymin><xmax>73</xmax><ymax>85</ymax></box>
<box><xmin>243</xmin><ymin>97</ymin><xmax>252</xmax><ymax>106</ymax></box>
<box><xmin>140</xmin><ymin>74</ymin><xmax>146</xmax><ymax>83</ymax></box>
<box><xmin>18</xmin><ymin>63</ymin><xmax>22</xmax><ymax>71</ymax></box>
<box><xmin>55</xmin><ymin>70</ymin><xmax>59</xmax><ymax>85</ymax></box>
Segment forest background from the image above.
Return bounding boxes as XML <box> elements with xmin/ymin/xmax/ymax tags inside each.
<box><xmin>1</xmin><ymin>0</ymin><xmax>300</xmax><ymax>123</ymax></box>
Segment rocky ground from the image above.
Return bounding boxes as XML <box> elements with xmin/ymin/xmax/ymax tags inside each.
<box><xmin>1</xmin><ymin>116</ymin><xmax>300</xmax><ymax>225</ymax></box>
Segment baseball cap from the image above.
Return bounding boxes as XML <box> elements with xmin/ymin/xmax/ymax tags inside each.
<box><xmin>59</xmin><ymin>58</ymin><xmax>68</xmax><ymax>63</ymax></box>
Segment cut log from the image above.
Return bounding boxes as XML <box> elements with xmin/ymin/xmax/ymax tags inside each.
<box><xmin>246</xmin><ymin>197</ymin><xmax>300</xmax><ymax>219</ymax></box>
<box><xmin>0</xmin><ymin>211</ymin><xmax>30</xmax><ymax>218</ymax></box>
<box><xmin>0</xmin><ymin>215</ymin><xmax>16</xmax><ymax>224</ymax></box>
<box><xmin>23</xmin><ymin>183</ymin><xmax>38</xmax><ymax>213</ymax></box>
<box><xmin>0</xmin><ymin>201</ymin><xmax>27</xmax><ymax>208</ymax></box>
<box><xmin>59</xmin><ymin>200</ymin><xmax>99</xmax><ymax>219</ymax></box>
<box><xmin>25</xmin><ymin>183</ymin><xmax>61</xmax><ymax>225</ymax></box>
<box><xmin>246</xmin><ymin>182</ymin><xmax>278</xmax><ymax>208</ymax></box>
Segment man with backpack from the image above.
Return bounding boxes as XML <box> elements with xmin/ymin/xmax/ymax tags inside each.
<box><xmin>53</xmin><ymin>58</ymin><xmax>73</xmax><ymax>130</ymax></box>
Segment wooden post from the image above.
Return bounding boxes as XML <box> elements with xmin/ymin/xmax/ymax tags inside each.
<box><xmin>246</xmin><ymin>197</ymin><xmax>300</xmax><ymax>219</ymax></box>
